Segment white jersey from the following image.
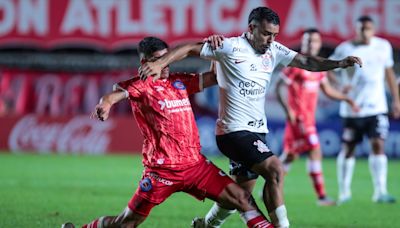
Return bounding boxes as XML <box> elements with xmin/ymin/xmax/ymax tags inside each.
<box><xmin>200</xmin><ymin>33</ymin><xmax>297</xmax><ymax>135</ymax></box>
<box><xmin>330</xmin><ymin>37</ymin><xmax>394</xmax><ymax>118</ymax></box>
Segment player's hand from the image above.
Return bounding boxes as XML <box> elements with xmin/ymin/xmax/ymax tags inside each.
<box><xmin>391</xmin><ymin>100</ymin><xmax>400</xmax><ymax>119</ymax></box>
<box><xmin>346</xmin><ymin>98</ymin><xmax>360</xmax><ymax>113</ymax></box>
<box><xmin>139</xmin><ymin>62</ymin><xmax>162</xmax><ymax>82</ymax></box>
<box><xmin>91</xmin><ymin>102</ymin><xmax>111</xmax><ymax>121</ymax></box>
<box><xmin>339</xmin><ymin>56</ymin><xmax>363</xmax><ymax>68</ymax></box>
<box><xmin>203</xmin><ymin>34</ymin><xmax>224</xmax><ymax>50</ymax></box>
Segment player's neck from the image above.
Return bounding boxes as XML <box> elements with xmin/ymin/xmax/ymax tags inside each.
<box><xmin>244</xmin><ymin>32</ymin><xmax>257</xmax><ymax>52</ymax></box>
<box><xmin>353</xmin><ymin>37</ymin><xmax>371</xmax><ymax>45</ymax></box>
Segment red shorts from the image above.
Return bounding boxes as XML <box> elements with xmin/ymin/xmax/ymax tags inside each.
<box><xmin>283</xmin><ymin>122</ymin><xmax>320</xmax><ymax>154</ymax></box>
<box><xmin>128</xmin><ymin>158</ymin><xmax>234</xmax><ymax>216</ymax></box>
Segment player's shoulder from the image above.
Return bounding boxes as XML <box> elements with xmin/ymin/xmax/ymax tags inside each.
<box><xmin>271</xmin><ymin>41</ymin><xmax>292</xmax><ymax>56</ymax></box>
<box><xmin>372</xmin><ymin>36</ymin><xmax>392</xmax><ymax>48</ymax></box>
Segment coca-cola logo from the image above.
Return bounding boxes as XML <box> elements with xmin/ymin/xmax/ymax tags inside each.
<box><xmin>8</xmin><ymin>115</ymin><xmax>113</xmax><ymax>154</ymax></box>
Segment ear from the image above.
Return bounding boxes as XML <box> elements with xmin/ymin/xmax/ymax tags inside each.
<box><xmin>248</xmin><ymin>24</ymin><xmax>254</xmax><ymax>33</ymax></box>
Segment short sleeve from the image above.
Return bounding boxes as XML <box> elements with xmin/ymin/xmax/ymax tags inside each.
<box><xmin>170</xmin><ymin>73</ymin><xmax>201</xmax><ymax>95</ymax></box>
<box><xmin>273</xmin><ymin>42</ymin><xmax>297</xmax><ymax>67</ymax></box>
<box><xmin>200</xmin><ymin>38</ymin><xmax>234</xmax><ymax>61</ymax></box>
<box><xmin>384</xmin><ymin>40</ymin><xmax>394</xmax><ymax>68</ymax></box>
<box><xmin>113</xmin><ymin>77</ymin><xmax>142</xmax><ymax>99</ymax></box>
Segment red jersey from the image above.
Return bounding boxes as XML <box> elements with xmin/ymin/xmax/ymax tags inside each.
<box><xmin>282</xmin><ymin>67</ymin><xmax>325</xmax><ymax>126</ymax></box>
<box><xmin>116</xmin><ymin>73</ymin><xmax>203</xmax><ymax>170</ymax></box>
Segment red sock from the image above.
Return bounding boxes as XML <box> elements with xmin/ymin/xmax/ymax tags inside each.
<box><xmin>309</xmin><ymin>172</ymin><xmax>326</xmax><ymax>199</ymax></box>
<box><xmin>82</xmin><ymin>218</ymin><xmax>100</xmax><ymax>228</ymax></box>
<box><xmin>246</xmin><ymin>215</ymin><xmax>274</xmax><ymax>228</ymax></box>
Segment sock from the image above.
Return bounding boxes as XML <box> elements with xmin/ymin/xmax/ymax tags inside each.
<box><xmin>82</xmin><ymin>216</ymin><xmax>105</xmax><ymax>228</ymax></box>
<box><xmin>279</xmin><ymin>153</ymin><xmax>291</xmax><ymax>173</ymax></box>
<box><xmin>337</xmin><ymin>151</ymin><xmax>355</xmax><ymax>198</ymax></box>
<box><xmin>368</xmin><ymin>154</ymin><xmax>388</xmax><ymax>198</ymax></box>
<box><xmin>240</xmin><ymin>210</ymin><xmax>273</xmax><ymax>228</ymax></box>
<box><xmin>204</xmin><ymin>203</ymin><xmax>236</xmax><ymax>228</ymax></box>
<box><xmin>268</xmin><ymin>205</ymin><xmax>289</xmax><ymax>228</ymax></box>
<box><xmin>307</xmin><ymin>159</ymin><xmax>326</xmax><ymax>199</ymax></box>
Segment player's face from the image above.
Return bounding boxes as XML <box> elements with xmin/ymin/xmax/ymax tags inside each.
<box><xmin>356</xmin><ymin>21</ymin><xmax>374</xmax><ymax>43</ymax></box>
<box><xmin>301</xmin><ymin>32</ymin><xmax>321</xmax><ymax>56</ymax></box>
<box><xmin>249</xmin><ymin>20</ymin><xmax>279</xmax><ymax>54</ymax></box>
<box><xmin>141</xmin><ymin>48</ymin><xmax>170</xmax><ymax>79</ymax></box>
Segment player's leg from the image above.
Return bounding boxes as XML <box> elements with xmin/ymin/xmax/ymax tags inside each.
<box><xmin>337</xmin><ymin>117</ymin><xmax>361</xmax><ymax>204</ymax></box>
<box><xmin>367</xmin><ymin>114</ymin><xmax>395</xmax><ymax>203</ymax></box>
<box><xmin>251</xmin><ymin>155</ymin><xmax>289</xmax><ymax>227</ymax></box>
<box><xmin>279</xmin><ymin>152</ymin><xmax>297</xmax><ymax>174</ymax></box>
<box><xmin>187</xmin><ymin>159</ymin><xmax>273</xmax><ymax>228</ymax></box>
<box><xmin>198</xmin><ymin>175</ymin><xmax>258</xmax><ymax>228</ymax></box>
<box><xmin>307</xmin><ymin>148</ymin><xmax>335</xmax><ymax>206</ymax></box>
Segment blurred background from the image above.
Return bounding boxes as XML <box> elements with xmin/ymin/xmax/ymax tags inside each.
<box><xmin>1</xmin><ymin>0</ymin><xmax>399</xmax><ymax>158</ymax></box>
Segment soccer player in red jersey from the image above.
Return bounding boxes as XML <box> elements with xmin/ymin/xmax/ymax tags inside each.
<box><xmin>275</xmin><ymin>29</ymin><xmax>358</xmax><ymax>206</ymax></box>
<box><xmin>62</xmin><ymin>37</ymin><xmax>273</xmax><ymax>228</ymax></box>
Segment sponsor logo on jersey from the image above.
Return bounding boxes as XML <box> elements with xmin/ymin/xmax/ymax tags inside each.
<box><xmin>250</xmin><ymin>64</ymin><xmax>257</xmax><ymax>71</ymax></box>
<box><xmin>232</xmin><ymin>47</ymin><xmax>247</xmax><ymax>53</ymax></box>
<box><xmin>149</xmin><ymin>172</ymin><xmax>173</xmax><ymax>186</ymax></box>
<box><xmin>158</xmin><ymin>98</ymin><xmax>191</xmax><ymax>113</ymax></box>
<box><xmin>253</xmin><ymin>140</ymin><xmax>270</xmax><ymax>153</ymax></box>
<box><xmin>275</xmin><ymin>44</ymin><xmax>291</xmax><ymax>56</ymax></box>
<box><xmin>238</xmin><ymin>80</ymin><xmax>266</xmax><ymax>98</ymax></box>
<box><xmin>172</xmin><ymin>80</ymin><xmax>186</xmax><ymax>90</ymax></box>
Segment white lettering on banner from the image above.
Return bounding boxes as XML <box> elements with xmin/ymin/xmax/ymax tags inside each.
<box><xmin>0</xmin><ymin>0</ymin><xmax>14</xmax><ymax>35</ymax></box>
<box><xmin>61</xmin><ymin>0</ymin><xmax>94</xmax><ymax>35</ymax></box>
<box><xmin>1</xmin><ymin>0</ymin><xmax>400</xmax><ymax>48</ymax></box>
<box><xmin>19</xmin><ymin>0</ymin><xmax>48</xmax><ymax>35</ymax></box>
<box><xmin>8</xmin><ymin>115</ymin><xmax>113</xmax><ymax>154</ymax></box>
<box><xmin>116</xmin><ymin>0</ymin><xmax>141</xmax><ymax>35</ymax></box>
<box><xmin>285</xmin><ymin>0</ymin><xmax>318</xmax><ymax>35</ymax></box>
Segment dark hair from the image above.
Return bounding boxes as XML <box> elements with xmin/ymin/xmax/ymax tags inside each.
<box><xmin>303</xmin><ymin>28</ymin><xmax>320</xmax><ymax>35</ymax></box>
<box><xmin>248</xmin><ymin>7</ymin><xmax>280</xmax><ymax>25</ymax></box>
<box><xmin>138</xmin><ymin>37</ymin><xmax>168</xmax><ymax>57</ymax></box>
<box><xmin>357</xmin><ymin>15</ymin><xmax>373</xmax><ymax>23</ymax></box>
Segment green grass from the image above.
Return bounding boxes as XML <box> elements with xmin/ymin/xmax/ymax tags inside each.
<box><xmin>0</xmin><ymin>153</ymin><xmax>398</xmax><ymax>228</ymax></box>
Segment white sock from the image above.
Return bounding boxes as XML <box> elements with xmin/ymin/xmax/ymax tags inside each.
<box><xmin>337</xmin><ymin>152</ymin><xmax>355</xmax><ymax>198</ymax></box>
<box><xmin>204</xmin><ymin>203</ymin><xmax>236</xmax><ymax>228</ymax></box>
<box><xmin>269</xmin><ymin>205</ymin><xmax>289</xmax><ymax>228</ymax></box>
<box><xmin>279</xmin><ymin>153</ymin><xmax>291</xmax><ymax>173</ymax></box>
<box><xmin>368</xmin><ymin>154</ymin><xmax>388</xmax><ymax>198</ymax></box>
<box><xmin>306</xmin><ymin>159</ymin><xmax>322</xmax><ymax>173</ymax></box>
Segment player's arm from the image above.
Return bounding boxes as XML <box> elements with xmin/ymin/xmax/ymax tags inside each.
<box><xmin>288</xmin><ymin>53</ymin><xmax>362</xmax><ymax>72</ymax></box>
<box><xmin>93</xmin><ymin>90</ymin><xmax>127</xmax><ymax>121</ymax></box>
<box><xmin>140</xmin><ymin>42</ymin><xmax>204</xmax><ymax>81</ymax></box>
<box><xmin>202</xmin><ymin>61</ymin><xmax>218</xmax><ymax>88</ymax></box>
<box><xmin>385</xmin><ymin>67</ymin><xmax>400</xmax><ymax>118</ymax></box>
<box><xmin>275</xmin><ymin>76</ymin><xmax>295</xmax><ymax>124</ymax></box>
<box><xmin>320</xmin><ymin>78</ymin><xmax>359</xmax><ymax>112</ymax></box>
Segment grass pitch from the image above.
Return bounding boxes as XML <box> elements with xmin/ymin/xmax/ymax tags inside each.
<box><xmin>0</xmin><ymin>153</ymin><xmax>398</xmax><ymax>228</ymax></box>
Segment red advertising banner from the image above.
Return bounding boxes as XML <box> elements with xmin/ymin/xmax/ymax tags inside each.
<box><xmin>1</xmin><ymin>0</ymin><xmax>399</xmax><ymax>50</ymax></box>
<box><xmin>0</xmin><ymin>69</ymin><xmax>133</xmax><ymax>116</ymax></box>
<box><xmin>0</xmin><ymin>115</ymin><xmax>144</xmax><ymax>154</ymax></box>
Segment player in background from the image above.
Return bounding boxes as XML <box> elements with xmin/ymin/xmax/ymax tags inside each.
<box><xmin>62</xmin><ymin>37</ymin><xmax>274</xmax><ymax>228</ymax></box>
<box><xmin>275</xmin><ymin>28</ymin><xmax>359</xmax><ymax>206</ymax></box>
<box><xmin>328</xmin><ymin>15</ymin><xmax>400</xmax><ymax>204</ymax></box>
<box><xmin>139</xmin><ymin>7</ymin><xmax>362</xmax><ymax>228</ymax></box>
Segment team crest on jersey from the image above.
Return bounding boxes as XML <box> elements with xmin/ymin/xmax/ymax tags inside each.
<box><xmin>172</xmin><ymin>80</ymin><xmax>186</xmax><ymax>90</ymax></box>
<box><xmin>139</xmin><ymin>177</ymin><xmax>152</xmax><ymax>192</ymax></box>
<box><xmin>262</xmin><ymin>53</ymin><xmax>272</xmax><ymax>71</ymax></box>
<box><xmin>253</xmin><ymin>140</ymin><xmax>271</xmax><ymax>153</ymax></box>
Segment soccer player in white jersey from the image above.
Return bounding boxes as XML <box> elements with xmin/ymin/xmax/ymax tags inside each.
<box><xmin>328</xmin><ymin>15</ymin><xmax>400</xmax><ymax>204</ymax></box>
<box><xmin>140</xmin><ymin>7</ymin><xmax>362</xmax><ymax>228</ymax></box>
